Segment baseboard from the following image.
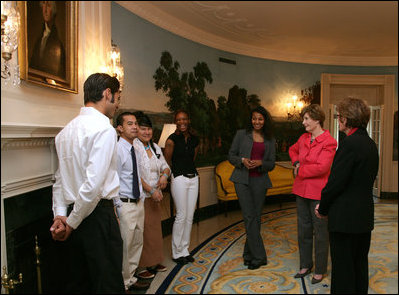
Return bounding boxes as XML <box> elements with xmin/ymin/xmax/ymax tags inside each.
<box><xmin>379</xmin><ymin>192</ymin><xmax>398</xmax><ymax>199</ymax></box>
<box><xmin>161</xmin><ymin>194</ymin><xmax>296</xmax><ymax>237</ymax></box>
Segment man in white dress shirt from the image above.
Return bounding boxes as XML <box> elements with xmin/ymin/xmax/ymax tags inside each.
<box><xmin>114</xmin><ymin>111</ymin><xmax>150</xmax><ymax>291</ymax></box>
<box><xmin>50</xmin><ymin>73</ymin><xmax>124</xmax><ymax>293</ymax></box>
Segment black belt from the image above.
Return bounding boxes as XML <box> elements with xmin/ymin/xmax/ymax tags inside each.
<box><xmin>67</xmin><ymin>199</ymin><xmax>113</xmax><ymax>211</ymax></box>
<box><xmin>120</xmin><ymin>197</ymin><xmax>139</xmax><ymax>203</ymax></box>
<box><xmin>183</xmin><ymin>173</ymin><xmax>198</xmax><ymax>179</ymax></box>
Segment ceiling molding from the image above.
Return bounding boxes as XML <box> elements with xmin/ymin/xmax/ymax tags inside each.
<box><xmin>116</xmin><ymin>1</ymin><xmax>397</xmax><ymax>66</ymax></box>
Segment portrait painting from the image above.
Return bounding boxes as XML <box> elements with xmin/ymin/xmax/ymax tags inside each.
<box><xmin>18</xmin><ymin>1</ymin><xmax>78</xmax><ymax>93</ymax></box>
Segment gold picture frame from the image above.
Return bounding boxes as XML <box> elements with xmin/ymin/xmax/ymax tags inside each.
<box><xmin>18</xmin><ymin>1</ymin><xmax>78</xmax><ymax>93</ymax></box>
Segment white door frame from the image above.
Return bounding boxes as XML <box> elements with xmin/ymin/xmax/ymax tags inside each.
<box><xmin>321</xmin><ymin>73</ymin><xmax>396</xmax><ymax>196</ymax></box>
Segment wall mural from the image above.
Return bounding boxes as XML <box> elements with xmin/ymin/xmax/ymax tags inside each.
<box><xmin>115</xmin><ymin>51</ymin><xmax>325</xmax><ymax>167</ymax></box>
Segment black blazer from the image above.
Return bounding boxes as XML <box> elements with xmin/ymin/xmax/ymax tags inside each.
<box><xmin>318</xmin><ymin>128</ymin><xmax>379</xmax><ymax>233</ymax></box>
<box><xmin>228</xmin><ymin>129</ymin><xmax>276</xmax><ymax>186</ymax></box>
<box><xmin>30</xmin><ymin>23</ymin><xmax>66</xmax><ymax>79</ymax></box>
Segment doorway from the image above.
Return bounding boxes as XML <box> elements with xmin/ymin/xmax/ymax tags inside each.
<box><xmin>321</xmin><ymin>73</ymin><xmax>396</xmax><ymax>197</ymax></box>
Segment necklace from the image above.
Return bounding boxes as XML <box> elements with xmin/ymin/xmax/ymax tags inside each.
<box><xmin>144</xmin><ymin>144</ymin><xmax>150</xmax><ymax>150</ymax></box>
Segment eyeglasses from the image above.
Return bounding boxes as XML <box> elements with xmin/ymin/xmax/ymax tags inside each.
<box><xmin>333</xmin><ymin>114</ymin><xmax>342</xmax><ymax>119</ymax></box>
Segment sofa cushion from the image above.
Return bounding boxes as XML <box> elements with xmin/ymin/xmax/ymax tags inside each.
<box><xmin>215</xmin><ymin>160</ymin><xmax>294</xmax><ymax>201</ymax></box>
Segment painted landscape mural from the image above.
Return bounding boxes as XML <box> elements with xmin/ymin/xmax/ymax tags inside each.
<box><xmin>114</xmin><ymin>51</ymin><xmax>322</xmax><ymax>166</ymax></box>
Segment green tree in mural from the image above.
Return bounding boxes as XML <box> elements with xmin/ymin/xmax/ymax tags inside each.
<box><xmin>216</xmin><ymin>95</ymin><xmax>229</xmax><ymax>153</ymax></box>
<box><xmin>153</xmin><ymin>51</ymin><xmax>214</xmax><ymax>137</ymax></box>
<box><xmin>226</xmin><ymin>85</ymin><xmax>250</xmax><ymax>135</ymax></box>
<box><xmin>153</xmin><ymin>52</ymin><xmax>266</xmax><ymax>165</ymax></box>
<box><xmin>216</xmin><ymin>85</ymin><xmax>261</xmax><ymax>154</ymax></box>
<box><xmin>300</xmin><ymin>80</ymin><xmax>321</xmax><ymax>105</ymax></box>
<box><xmin>153</xmin><ymin>51</ymin><xmax>189</xmax><ymax>111</ymax></box>
<box><xmin>154</xmin><ymin>51</ymin><xmax>219</xmax><ymax>157</ymax></box>
<box><xmin>247</xmin><ymin>94</ymin><xmax>261</xmax><ymax>109</ymax></box>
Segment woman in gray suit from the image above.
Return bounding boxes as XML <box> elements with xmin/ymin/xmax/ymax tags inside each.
<box><xmin>228</xmin><ymin>105</ymin><xmax>276</xmax><ymax>270</ymax></box>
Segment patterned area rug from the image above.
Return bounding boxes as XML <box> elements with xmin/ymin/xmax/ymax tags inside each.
<box><xmin>156</xmin><ymin>203</ymin><xmax>398</xmax><ymax>294</ymax></box>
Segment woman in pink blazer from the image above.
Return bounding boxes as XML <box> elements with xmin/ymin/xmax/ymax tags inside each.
<box><xmin>289</xmin><ymin>104</ymin><xmax>337</xmax><ymax>284</ymax></box>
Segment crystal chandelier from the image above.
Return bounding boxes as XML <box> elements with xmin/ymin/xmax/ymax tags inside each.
<box><xmin>107</xmin><ymin>41</ymin><xmax>124</xmax><ymax>90</ymax></box>
<box><xmin>286</xmin><ymin>95</ymin><xmax>304</xmax><ymax>121</ymax></box>
<box><xmin>1</xmin><ymin>1</ymin><xmax>20</xmax><ymax>85</ymax></box>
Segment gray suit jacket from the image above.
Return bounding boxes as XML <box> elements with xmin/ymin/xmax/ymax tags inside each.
<box><xmin>228</xmin><ymin>129</ymin><xmax>276</xmax><ymax>186</ymax></box>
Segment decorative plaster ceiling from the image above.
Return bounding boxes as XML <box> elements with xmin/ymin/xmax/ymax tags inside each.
<box><xmin>116</xmin><ymin>1</ymin><xmax>398</xmax><ymax>66</ymax></box>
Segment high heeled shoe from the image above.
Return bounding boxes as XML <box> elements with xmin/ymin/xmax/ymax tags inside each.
<box><xmin>294</xmin><ymin>268</ymin><xmax>312</xmax><ymax>278</ymax></box>
<box><xmin>311</xmin><ymin>275</ymin><xmax>323</xmax><ymax>284</ymax></box>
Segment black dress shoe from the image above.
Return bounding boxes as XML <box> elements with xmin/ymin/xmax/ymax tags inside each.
<box><xmin>244</xmin><ymin>260</ymin><xmax>251</xmax><ymax>266</ymax></box>
<box><xmin>128</xmin><ymin>280</ymin><xmax>150</xmax><ymax>291</ymax></box>
<box><xmin>173</xmin><ymin>257</ymin><xmax>188</xmax><ymax>265</ymax></box>
<box><xmin>248</xmin><ymin>263</ymin><xmax>260</xmax><ymax>270</ymax></box>
<box><xmin>185</xmin><ymin>255</ymin><xmax>195</xmax><ymax>262</ymax></box>
<box><xmin>294</xmin><ymin>268</ymin><xmax>312</xmax><ymax>278</ymax></box>
<box><xmin>248</xmin><ymin>261</ymin><xmax>267</xmax><ymax>270</ymax></box>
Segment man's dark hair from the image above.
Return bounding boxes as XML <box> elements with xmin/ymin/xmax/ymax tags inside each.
<box><xmin>132</xmin><ymin>111</ymin><xmax>145</xmax><ymax>122</ymax></box>
<box><xmin>115</xmin><ymin>111</ymin><xmax>135</xmax><ymax>127</ymax></box>
<box><xmin>83</xmin><ymin>73</ymin><xmax>120</xmax><ymax>105</ymax></box>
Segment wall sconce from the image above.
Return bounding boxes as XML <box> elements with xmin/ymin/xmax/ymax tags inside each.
<box><xmin>107</xmin><ymin>41</ymin><xmax>124</xmax><ymax>90</ymax></box>
<box><xmin>157</xmin><ymin>124</ymin><xmax>176</xmax><ymax>148</ymax></box>
<box><xmin>286</xmin><ymin>95</ymin><xmax>304</xmax><ymax>121</ymax></box>
<box><xmin>1</xmin><ymin>1</ymin><xmax>20</xmax><ymax>85</ymax></box>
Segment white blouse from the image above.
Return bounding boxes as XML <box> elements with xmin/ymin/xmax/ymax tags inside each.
<box><xmin>133</xmin><ymin>138</ymin><xmax>170</xmax><ymax>198</ymax></box>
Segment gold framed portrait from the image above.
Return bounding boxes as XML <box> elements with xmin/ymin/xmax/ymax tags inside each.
<box><xmin>18</xmin><ymin>1</ymin><xmax>78</xmax><ymax>93</ymax></box>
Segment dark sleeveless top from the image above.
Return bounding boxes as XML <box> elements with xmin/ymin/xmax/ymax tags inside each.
<box><xmin>168</xmin><ymin>132</ymin><xmax>199</xmax><ymax>177</ymax></box>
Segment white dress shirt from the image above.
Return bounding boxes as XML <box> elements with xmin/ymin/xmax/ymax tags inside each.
<box><xmin>114</xmin><ymin>137</ymin><xmax>144</xmax><ymax>208</ymax></box>
<box><xmin>52</xmin><ymin>107</ymin><xmax>120</xmax><ymax>229</ymax></box>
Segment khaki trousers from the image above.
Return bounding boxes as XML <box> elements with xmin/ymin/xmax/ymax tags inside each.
<box><xmin>117</xmin><ymin>200</ymin><xmax>145</xmax><ymax>289</ymax></box>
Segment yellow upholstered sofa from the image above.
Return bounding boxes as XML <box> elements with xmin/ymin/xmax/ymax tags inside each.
<box><xmin>215</xmin><ymin>160</ymin><xmax>294</xmax><ymax>206</ymax></box>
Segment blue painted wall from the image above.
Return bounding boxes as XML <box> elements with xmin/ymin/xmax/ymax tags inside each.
<box><xmin>111</xmin><ymin>2</ymin><xmax>397</xmax><ymax>118</ymax></box>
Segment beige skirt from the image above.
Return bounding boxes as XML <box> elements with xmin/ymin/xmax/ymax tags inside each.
<box><xmin>138</xmin><ymin>197</ymin><xmax>164</xmax><ymax>267</ymax></box>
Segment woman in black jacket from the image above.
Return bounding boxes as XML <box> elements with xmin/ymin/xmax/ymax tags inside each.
<box><xmin>315</xmin><ymin>97</ymin><xmax>379</xmax><ymax>294</ymax></box>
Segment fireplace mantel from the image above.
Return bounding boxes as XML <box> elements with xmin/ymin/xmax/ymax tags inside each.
<box><xmin>1</xmin><ymin>123</ymin><xmax>63</xmax><ymax>139</ymax></box>
<box><xmin>1</xmin><ymin>123</ymin><xmax>63</xmax><ymax>199</ymax></box>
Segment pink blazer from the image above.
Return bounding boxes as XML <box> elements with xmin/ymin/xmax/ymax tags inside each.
<box><xmin>289</xmin><ymin>130</ymin><xmax>337</xmax><ymax>200</ymax></box>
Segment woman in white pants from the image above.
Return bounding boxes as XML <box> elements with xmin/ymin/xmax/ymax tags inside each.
<box><xmin>164</xmin><ymin>110</ymin><xmax>199</xmax><ymax>265</ymax></box>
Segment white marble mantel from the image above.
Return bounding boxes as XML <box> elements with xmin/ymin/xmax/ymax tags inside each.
<box><xmin>1</xmin><ymin>123</ymin><xmax>63</xmax><ymax>199</ymax></box>
<box><xmin>1</xmin><ymin>123</ymin><xmax>63</xmax><ymax>139</ymax></box>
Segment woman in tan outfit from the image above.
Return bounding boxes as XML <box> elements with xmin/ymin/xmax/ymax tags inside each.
<box><xmin>133</xmin><ymin>112</ymin><xmax>170</xmax><ymax>279</ymax></box>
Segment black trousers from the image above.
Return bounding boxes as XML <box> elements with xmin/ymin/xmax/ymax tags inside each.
<box><xmin>329</xmin><ymin>231</ymin><xmax>371</xmax><ymax>294</ymax></box>
<box><xmin>296</xmin><ymin>196</ymin><xmax>329</xmax><ymax>274</ymax></box>
<box><xmin>65</xmin><ymin>205</ymin><xmax>125</xmax><ymax>294</ymax></box>
<box><xmin>234</xmin><ymin>176</ymin><xmax>268</xmax><ymax>265</ymax></box>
